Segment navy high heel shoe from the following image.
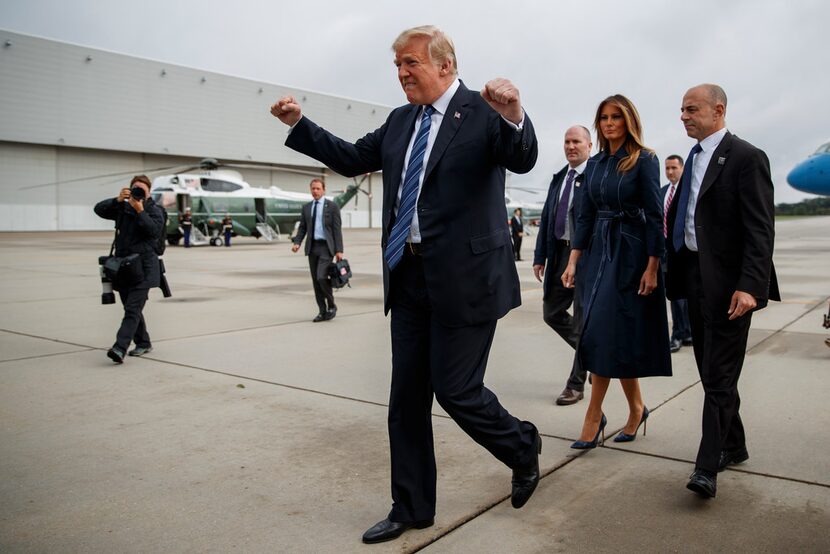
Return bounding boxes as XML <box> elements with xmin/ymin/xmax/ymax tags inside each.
<box><xmin>570</xmin><ymin>414</ymin><xmax>607</xmax><ymax>449</ymax></box>
<box><xmin>613</xmin><ymin>406</ymin><xmax>649</xmax><ymax>443</ymax></box>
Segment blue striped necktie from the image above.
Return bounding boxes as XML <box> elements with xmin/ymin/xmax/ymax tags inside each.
<box><xmin>384</xmin><ymin>105</ymin><xmax>435</xmax><ymax>270</ymax></box>
<box><xmin>672</xmin><ymin>143</ymin><xmax>703</xmax><ymax>251</ymax></box>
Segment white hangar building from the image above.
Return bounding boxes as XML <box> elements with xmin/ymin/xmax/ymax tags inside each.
<box><xmin>0</xmin><ymin>30</ymin><xmax>392</xmax><ymax>231</ymax></box>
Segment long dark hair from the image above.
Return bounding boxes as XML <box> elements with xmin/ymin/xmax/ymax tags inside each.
<box><xmin>593</xmin><ymin>94</ymin><xmax>653</xmax><ymax>174</ymax></box>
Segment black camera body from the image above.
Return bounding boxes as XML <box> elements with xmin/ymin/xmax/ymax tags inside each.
<box><xmin>98</xmin><ymin>255</ymin><xmax>116</xmax><ymax>304</ymax></box>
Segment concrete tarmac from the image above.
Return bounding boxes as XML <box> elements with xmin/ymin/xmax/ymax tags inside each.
<box><xmin>1</xmin><ymin>217</ymin><xmax>828</xmax><ymax>553</ymax></box>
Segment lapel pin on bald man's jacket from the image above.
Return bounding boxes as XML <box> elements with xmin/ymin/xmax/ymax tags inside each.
<box><xmin>718</xmin><ymin>156</ymin><xmax>727</xmax><ymax>165</ymax></box>
<box><xmin>454</xmin><ymin>111</ymin><xmax>461</xmax><ymax>119</ymax></box>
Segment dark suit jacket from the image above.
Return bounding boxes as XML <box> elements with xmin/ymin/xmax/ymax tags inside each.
<box><xmin>293</xmin><ymin>198</ymin><xmax>343</xmax><ymax>257</ymax></box>
<box><xmin>665</xmin><ymin>131</ymin><xmax>780</xmax><ymax>313</ymax></box>
<box><xmin>286</xmin><ymin>82</ymin><xmax>538</xmax><ymax>326</ymax></box>
<box><xmin>510</xmin><ymin>215</ymin><xmax>524</xmax><ymax>238</ymax></box>
<box><xmin>94</xmin><ymin>197</ymin><xmax>164</xmax><ymax>290</ymax></box>
<box><xmin>533</xmin><ymin>165</ymin><xmax>584</xmax><ymax>296</ymax></box>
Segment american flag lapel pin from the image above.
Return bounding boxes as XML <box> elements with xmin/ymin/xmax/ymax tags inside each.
<box><xmin>718</xmin><ymin>157</ymin><xmax>726</xmax><ymax>165</ymax></box>
<box><xmin>454</xmin><ymin>111</ymin><xmax>461</xmax><ymax>119</ymax></box>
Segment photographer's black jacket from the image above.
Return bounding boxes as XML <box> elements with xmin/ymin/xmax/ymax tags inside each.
<box><xmin>94</xmin><ymin>198</ymin><xmax>165</xmax><ymax>289</ymax></box>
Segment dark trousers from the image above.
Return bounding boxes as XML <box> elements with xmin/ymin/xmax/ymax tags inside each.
<box><xmin>670</xmin><ymin>298</ymin><xmax>692</xmax><ymax>341</ymax></box>
<box><xmin>224</xmin><ymin>229</ymin><xmax>231</xmax><ymax>246</ymax></box>
<box><xmin>665</xmin><ymin>266</ymin><xmax>692</xmax><ymax>341</ymax></box>
<box><xmin>308</xmin><ymin>240</ymin><xmax>335</xmax><ymax>314</ymax></box>
<box><xmin>542</xmin><ymin>241</ymin><xmax>586</xmax><ymax>391</ymax></box>
<box><xmin>682</xmin><ymin>250</ymin><xmax>749</xmax><ymax>473</ymax></box>
<box><xmin>512</xmin><ymin>235</ymin><xmax>522</xmax><ymax>260</ymax></box>
<box><xmin>387</xmin><ymin>248</ymin><xmax>535</xmax><ymax>522</ymax></box>
<box><xmin>183</xmin><ymin>227</ymin><xmax>191</xmax><ymax>248</ymax></box>
<box><xmin>115</xmin><ymin>287</ymin><xmax>150</xmax><ymax>352</ymax></box>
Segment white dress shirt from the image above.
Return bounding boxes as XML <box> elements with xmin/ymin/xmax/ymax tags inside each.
<box><xmin>556</xmin><ymin>160</ymin><xmax>587</xmax><ymax>242</ymax></box>
<box><xmin>684</xmin><ymin>127</ymin><xmax>728</xmax><ymax>251</ymax></box>
<box><xmin>312</xmin><ymin>198</ymin><xmax>326</xmax><ymax>240</ymax></box>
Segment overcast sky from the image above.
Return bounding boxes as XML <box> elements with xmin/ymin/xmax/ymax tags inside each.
<box><xmin>2</xmin><ymin>0</ymin><xmax>827</xmax><ymax>203</ymax></box>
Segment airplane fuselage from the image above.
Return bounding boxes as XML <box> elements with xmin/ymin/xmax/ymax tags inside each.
<box><xmin>787</xmin><ymin>142</ymin><xmax>830</xmax><ymax>196</ymax></box>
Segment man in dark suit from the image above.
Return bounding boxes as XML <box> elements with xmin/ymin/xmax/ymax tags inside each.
<box><xmin>292</xmin><ymin>178</ymin><xmax>343</xmax><ymax>322</ymax></box>
<box><xmin>510</xmin><ymin>208</ymin><xmax>524</xmax><ymax>260</ymax></box>
<box><xmin>666</xmin><ymin>84</ymin><xmax>779</xmax><ymax>499</ymax></box>
<box><xmin>533</xmin><ymin>126</ymin><xmax>591</xmax><ymax>405</ymax></box>
<box><xmin>661</xmin><ymin>155</ymin><xmax>693</xmax><ymax>353</ymax></box>
<box><xmin>271</xmin><ymin>25</ymin><xmax>541</xmax><ymax>543</ymax></box>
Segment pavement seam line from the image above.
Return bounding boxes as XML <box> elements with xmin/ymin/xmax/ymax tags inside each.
<box><xmin>408</xmin><ymin>302</ymin><xmax>830</xmax><ymax>551</ymax></box>
<box><xmin>149</xmin><ymin>309</ymin><xmax>380</xmax><ymax>343</ymax></box>
<box><xmin>599</xmin><ymin>444</ymin><xmax>830</xmax><ymax>489</ymax></box>
<box><xmin>408</xmin><ymin>444</ymin><xmax>586</xmax><ymax>553</ymax></box>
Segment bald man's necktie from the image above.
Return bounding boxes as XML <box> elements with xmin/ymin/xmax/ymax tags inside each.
<box><xmin>554</xmin><ymin>169</ymin><xmax>575</xmax><ymax>240</ymax></box>
<box><xmin>672</xmin><ymin>143</ymin><xmax>703</xmax><ymax>251</ymax></box>
<box><xmin>384</xmin><ymin>105</ymin><xmax>435</xmax><ymax>270</ymax></box>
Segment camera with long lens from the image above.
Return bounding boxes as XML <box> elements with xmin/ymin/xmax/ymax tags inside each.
<box><xmin>130</xmin><ymin>186</ymin><xmax>146</xmax><ymax>200</ymax></box>
<box><xmin>98</xmin><ymin>255</ymin><xmax>116</xmax><ymax>304</ymax></box>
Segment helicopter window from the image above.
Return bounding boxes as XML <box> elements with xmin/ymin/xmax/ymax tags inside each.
<box><xmin>201</xmin><ymin>178</ymin><xmax>242</xmax><ymax>192</ymax></box>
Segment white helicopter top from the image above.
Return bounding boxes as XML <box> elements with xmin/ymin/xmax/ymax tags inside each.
<box><xmin>151</xmin><ymin>168</ymin><xmax>313</xmax><ymax>201</ymax></box>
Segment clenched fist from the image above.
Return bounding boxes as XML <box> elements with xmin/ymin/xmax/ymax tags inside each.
<box><xmin>481</xmin><ymin>78</ymin><xmax>523</xmax><ymax>125</ymax></box>
<box><xmin>270</xmin><ymin>96</ymin><xmax>303</xmax><ymax>127</ymax></box>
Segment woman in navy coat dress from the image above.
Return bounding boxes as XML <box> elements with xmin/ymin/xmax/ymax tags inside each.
<box><xmin>562</xmin><ymin>94</ymin><xmax>671</xmax><ymax>448</ymax></box>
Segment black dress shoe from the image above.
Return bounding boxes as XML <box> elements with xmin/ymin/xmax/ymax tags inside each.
<box><xmin>511</xmin><ymin>425</ymin><xmax>542</xmax><ymax>509</ymax></box>
<box><xmin>681</xmin><ymin>337</ymin><xmax>693</xmax><ymax>346</ymax></box>
<box><xmin>324</xmin><ymin>306</ymin><xmax>337</xmax><ymax>321</ymax></box>
<box><xmin>128</xmin><ymin>345</ymin><xmax>153</xmax><ymax>357</ymax></box>
<box><xmin>686</xmin><ymin>469</ymin><xmax>717</xmax><ymax>498</ymax></box>
<box><xmin>361</xmin><ymin>517</ymin><xmax>434</xmax><ymax>544</ymax></box>
<box><xmin>555</xmin><ymin>387</ymin><xmax>584</xmax><ymax>406</ymax></box>
<box><xmin>312</xmin><ymin>313</ymin><xmax>326</xmax><ymax>322</ymax></box>
<box><xmin>106</xmin><ymin>347</ymin><xmax>125</xmax><ymax>364</ymax></box>
<box><xmin>718</xmin><ymin>447</ymin><xmax>749</xmax><ymax>472</ymax></box>
<box><xmin>669</xmin><ymin>338</ymin><xmax>682</xmax><ymax>353</ymax></box>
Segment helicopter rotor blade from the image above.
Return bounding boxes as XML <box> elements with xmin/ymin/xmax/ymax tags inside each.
<box><xmin>506</xmin><ymin>185</ymin><xmax>546</xmax><ymax>195</ymax></box>
<box><xmin>17</xmin><ymin>164</ymin><xmax>198</xmax><ymax>191</ymax></box>
<box><xmin>217</xmin><ymin>162</ymin><xmax>324</xmax><ymax>178</ymax></box>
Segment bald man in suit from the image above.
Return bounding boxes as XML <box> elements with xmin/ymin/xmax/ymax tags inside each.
<box><xmin>666</xmin><ymin>84</ymin><xmax>779</xmax><ymax>499</ymax></box>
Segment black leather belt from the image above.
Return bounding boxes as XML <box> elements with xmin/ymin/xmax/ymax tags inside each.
<box><xmin>556</xmin><ymin>239</ymin><xmax>571</xmax><ymax>248</ymax></box>
<box><xmin>407</xmin><ymin>242</ymin><xmax>425</xmax><ymax>255</ymax></box>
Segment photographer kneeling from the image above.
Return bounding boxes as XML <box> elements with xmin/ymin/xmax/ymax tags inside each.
<box><xmin>94</xmin><ymin>175</ymin><xmax>165</xmax><ymax>363</ymax></box>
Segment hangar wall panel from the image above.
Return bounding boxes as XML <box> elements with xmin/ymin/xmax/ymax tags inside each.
<box><xmin>0</xmin><ymin>31</ymin><xmax>391</xmax><ymax>168</ymax></box>
<box><xmin>0</xmin><ymin>31</ymin><xmax>390</xmax><ymax>231</ymax></box>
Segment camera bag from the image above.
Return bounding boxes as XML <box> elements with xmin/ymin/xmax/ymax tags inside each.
<box><xmin>101</xmin><ymin>210</ymin><xmax>145</xmax><ymax>289</ymax></box>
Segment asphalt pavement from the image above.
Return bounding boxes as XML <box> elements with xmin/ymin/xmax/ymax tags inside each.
<box><xmin>1</xmin><ymin>217</ymin><xmax>828</xmax><ymax>553</ymax></box>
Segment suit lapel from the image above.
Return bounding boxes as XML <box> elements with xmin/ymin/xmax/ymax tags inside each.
<box><xmin>423</xmin><ymin>83</ymin><xmax>470</xmax><ymax>183</ymax></box>
<box><xmin>699</xmin><ymin>131</ymin><xmax>732</xmax><ymax>199</ymax></box>
<box><xmin>548</xmin><ymin>169</ymin><xmax>565</xmax><ymax>220</ymax></box>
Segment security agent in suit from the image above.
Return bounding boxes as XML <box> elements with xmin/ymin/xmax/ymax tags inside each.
<box><xmin>94</xmin><ymin>175</ymin><xmax>165</xmax><ymax>363</ymax></box>
<box><xmin>533</xmin><ymin>126</ymin><xmax>591</xmax><ymax>406</ymax></box>
<box><xmin>661</xmin><ymin>155</ymin><xmax>692</xmax><ymax>352</ymax></box>
<box><xmin>510</xmin><ymin>208</ymin><xmax>524</xmax><ymax>260</ymax></box>
<box><xmin>271</xmin><ymin>25</ymin><xmax>541</xmax><ymax>544</ymax></box>
<box><xmin>666</xmin><ymin>84</ymin><xmax>779</xmax><ymax>498</ymax></box>
<box><xmin>292</xmin><ymin>178</ymin><xmax>343</xmax><ymax>322</ymax></box>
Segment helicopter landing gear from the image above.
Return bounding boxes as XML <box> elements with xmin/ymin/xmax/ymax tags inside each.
<box><xmin>211</xmin><ymin>236</ymin><xmax>223</xmax><ymax>247</ymax></box>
